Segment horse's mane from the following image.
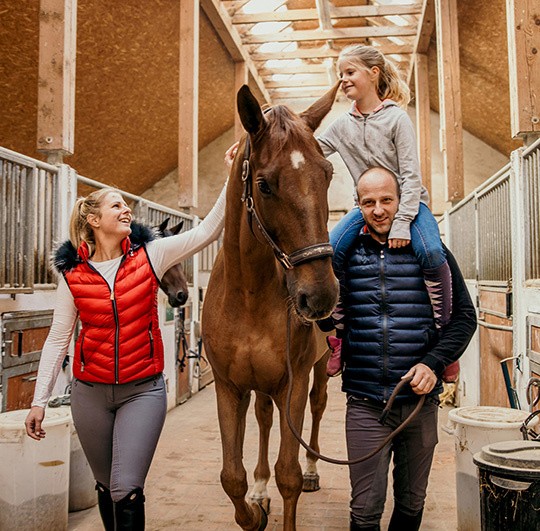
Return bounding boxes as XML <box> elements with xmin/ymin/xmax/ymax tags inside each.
<box><xmin>264</xmin><ymin>105</ymin><xmax>310</xmax><ymax>152</ymax></box>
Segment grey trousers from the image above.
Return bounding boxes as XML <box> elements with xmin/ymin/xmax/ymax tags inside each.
<box><xmin>346</xmin><ymin>395</ymin><xmax>439</xmax><ymax>527</ymax></box>
<box><xmin>71</xmin><ymin>373</ymin><xmax>167</xmax><ymax>501</ymax></box>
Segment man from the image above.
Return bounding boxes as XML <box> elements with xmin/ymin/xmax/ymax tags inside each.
<box><xmin>332</xmin><ymin>167</ymin><xmax>476</xmax><ymax>531</ymax></box>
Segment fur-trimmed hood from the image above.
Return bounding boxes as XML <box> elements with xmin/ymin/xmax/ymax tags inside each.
<box><xmin>53</xmin><ymin>221</ymin><xmax>155</xmax><ymax>274</ymax></box>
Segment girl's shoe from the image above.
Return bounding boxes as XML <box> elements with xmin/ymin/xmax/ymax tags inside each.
<box><xmin>326</xmin><ymin>336</ymin><xmax>343</xmax><ymax>377</ymax></box>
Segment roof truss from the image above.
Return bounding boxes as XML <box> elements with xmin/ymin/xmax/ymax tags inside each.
<box><xmin>206</xmin><ymin>1</ymin><xmax>429</xmax><ymax>102</ymax></box>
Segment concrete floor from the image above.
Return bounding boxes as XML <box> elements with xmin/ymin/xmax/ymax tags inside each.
<box><xmin>68</xmin><ymin>377</ymin><xmax>458</xmax><ymax>531</ymax></box>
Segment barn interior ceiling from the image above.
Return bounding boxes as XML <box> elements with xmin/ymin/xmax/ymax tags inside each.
<box><xmin>218</xmin><ymin>0</ymin><xmax>422</xmax><ymax>101</ymax></box>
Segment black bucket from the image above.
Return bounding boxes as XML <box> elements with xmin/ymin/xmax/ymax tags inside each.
<box><xmin>473</xmin><ymin>440</ymin><xmax>540</xmax><ymax>530</ymax></box>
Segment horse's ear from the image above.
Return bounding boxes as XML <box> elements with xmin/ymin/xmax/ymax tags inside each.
<box><xmin>171</xmin><ymin>220</ymin><xmax>184</xmax><ymax>235</ymax></box>
<box><xmin>237</xmin><ymin>85</ymin><xmax>265</xmax><ymax>136</ymax></box>
<box><xmin>158</xmin><ymin>218</ymin><xmax>170</xmax><ymax>233</ymax></box>
<box><xmin>300</xmin><ymin>81</ymin><xmax>340</xmax><ymax>132</ymax></box>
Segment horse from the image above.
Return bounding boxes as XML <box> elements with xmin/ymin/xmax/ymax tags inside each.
<box><xmin>202</xmin><ymin>83</ymin><xmax>340</xmax><ymax>531</ymax></box>
<box><xmin>155</xmin><ymin>217</ymin><xmax>189</xmax><ymax>307</ymax></box>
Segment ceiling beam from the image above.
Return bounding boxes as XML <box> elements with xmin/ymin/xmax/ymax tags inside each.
<box><xmin>251</xmin><ymin>44</ymin><xmax>414</xmax><ymax>61</ymax></box>
<box><xmin>200</xmin><ymin>0</ymin><xmax>271</xmax><ymax>103</ymax></box>
<box><xmin>264</xmin><ymin>77</ymin><xmax>329</xmax><ymax>88</ymax></box>
<box><xmin>407</xmin><ymin>0</ymin><xmax>435</xmax><ymax>85</ymax></box>
<box><xmin>232</xmin><ymin>4</ymin><xmax>423</xmax><ymax>24</ymax></box>
<box><xmin>242</xmin><ymin>26</ymin><xmax>417</xmax><ymax>44</ymax></box>
<box><xmin>260</xmin><ymin>64</ymin><xmax>328</xmax><ymax>75</ymax></box>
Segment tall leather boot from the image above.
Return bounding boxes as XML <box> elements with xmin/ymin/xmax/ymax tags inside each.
<box><xmin>350</xmin><ymin>516</ymin><xmax>380</xmax><ymax>531</ymax></box>
<box><xmin>388</xmin><ymin>507</ymin><xmax>423</xmax><ymax>531</ymax></box>
<box><xmin>114</xmin><ymin>487</ymin><xmax>145</xmax><ymax>531</ymax></box>
<box><xmin>95</xmin><ymin>482</ymin><xmax>114</xmax><ymax>531</ymax></box>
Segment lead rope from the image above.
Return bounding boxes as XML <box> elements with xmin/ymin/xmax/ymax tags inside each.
<box><xmin>285</xmin><ymin>308</ymin><xmax>426</xmax><ymax>465</ymax></box>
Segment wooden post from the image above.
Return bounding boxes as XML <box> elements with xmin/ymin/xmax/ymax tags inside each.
<box><xmin>506</xmin><ymin>0</ymin><xmax>540</xmax><ymax>139</ymax></box>
<box><xmin>434</xmin><ymin>0</ymin><xmax>464</xmax><ymax>204</ymax></box>
<box><xmin>178</xmin><ymin>0</ymin><xmax>199</xmax><ymax>209</ymax></box>
<box><xmin>234</xmin><ymin>62</ymin><xmax>248</xmax><ymax>141</ymax></box>
<box><xmin>414</xmin><ymin>53</ymin><xmax>432</xmax><ymax>206</ymax></box>
<box><xmin>37</xmin><ymin>0</ymin><xmax>77</xmax><ymax>162</ymax></box>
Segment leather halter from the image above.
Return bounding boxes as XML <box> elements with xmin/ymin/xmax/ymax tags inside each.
<box><xmin>240</xmin><ymin>132</ymin><xmax>334</xmax><ymax>270</ymax></box>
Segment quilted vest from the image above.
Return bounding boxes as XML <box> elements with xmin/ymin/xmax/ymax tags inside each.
<box><xmin>56</xmin><ymin>230</ymin><xmax>164</xmax><ymax>384</ymax></box>
<box><xmin>340</xmin><ymin>234</ymin><xmax>440</xmax><ymax>403</ymax></box>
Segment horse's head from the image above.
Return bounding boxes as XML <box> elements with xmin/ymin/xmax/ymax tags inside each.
<box><xmin>156</xmin><ymin>218</ymin><xmax>189</xmax><ymax>307</ymax></box>
<box><xmin>235</xmin><ymin>84</ymin><xmax>340</xmax><ymax>321</ymax></box>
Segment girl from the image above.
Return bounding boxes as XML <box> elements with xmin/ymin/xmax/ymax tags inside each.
<box><xmin>318</xmin><ymin>44</ymin><xmax>452</xmax><ymax>377</ymax></box>
<box><xmin>24</xmin><ymin>154</ymin><xmax>233</xmax><ymax>530</ymax></box>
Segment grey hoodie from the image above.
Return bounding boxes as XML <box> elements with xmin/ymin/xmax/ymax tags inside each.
<box><xmin>317</xmin><ymin>100</ymin><xmax>429</xmax><ymax>241</ymax></box>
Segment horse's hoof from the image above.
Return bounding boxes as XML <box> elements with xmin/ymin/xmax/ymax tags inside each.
<box><xmin>256</xmin><ymin>501</ymin><xmax>268</xmax><ymax>531</ymax></box>
<box><xmin>250</xmin><ymin>496</ymin><xmax>271</xmax><ymax>515</ymax></box>
<box><xmin>302</xmin><ymin>472</ymin><xmax>321</xmax><ymax>492</ymax></box>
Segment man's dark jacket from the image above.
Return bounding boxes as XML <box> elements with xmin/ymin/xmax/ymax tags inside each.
<box><xmin>339</xmin><ymin>232</ymin><xmax>477</xmax><ymax>403</ymax></box>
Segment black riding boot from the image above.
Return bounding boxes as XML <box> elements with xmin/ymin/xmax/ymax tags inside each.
<box><xmin>114</xmin><ymin>487</ymin><xmax>145</xmax><ymax>531</ymax></box>
<box><xmin>95</xmin><ymin>482</ymin><xmax>114</xmax><ymax>531</ymax></box>
<box><xmin>350</xmin><ymin>516</ymin><xmax>380</xmax><ymax>531</ymax></box>
<box><xmin>388</xmin><ymin>507</ymin><xmax>423</xmax><ymax>531</ymax></box>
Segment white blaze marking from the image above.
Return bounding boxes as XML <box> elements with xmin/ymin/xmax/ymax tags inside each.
<box><xmin>290</xmin><ymin>150</ymin><xmax>305</xmax><ymax>169</ymax></box>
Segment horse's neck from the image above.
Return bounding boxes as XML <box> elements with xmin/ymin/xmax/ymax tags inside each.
<box><xmin>222</xmin><ymin>181</ymin><xmax>283</xmax><ymax>294</ymax></box>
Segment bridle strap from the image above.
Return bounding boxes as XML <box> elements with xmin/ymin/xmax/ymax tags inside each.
<box><xmin>240</xmin><ymin>134</ymin><xmax>333</xmax><ymax>270</ymax></box>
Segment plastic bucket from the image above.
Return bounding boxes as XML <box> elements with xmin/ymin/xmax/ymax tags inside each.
<box><xmin>444</xmin><ymin>406</ymin><xmax>531</xmax><ymax>531</ymax></box>
<box><xmin>55</xmin><ymin>406</ymin><xmax>97</xmax><ymax>512</ymax></box>
<box><xmin>473</xmin><ymin>440</ymin><xmax>540</xmax><ymax>530</ymax></box>
<box><xmin>0</xmin><ymin>408</ymin><xmax>71</xmax><ymax>530</ymax></box>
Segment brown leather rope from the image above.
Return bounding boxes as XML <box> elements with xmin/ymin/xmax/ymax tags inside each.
<box><xmin>285</xmin><ymin>309</ymin><xmax>426</xmax><ymax>465</ymax></box>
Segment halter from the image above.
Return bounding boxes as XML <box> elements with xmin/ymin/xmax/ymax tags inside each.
<box><xmin>240</xmin><ymin>132</ymin><xmax>334</xmax><ymax>270</ymax></box>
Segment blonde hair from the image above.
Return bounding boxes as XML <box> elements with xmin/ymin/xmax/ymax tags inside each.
<box><xmin>337</xmin><ymin>44</ymin><xmax>410</xmax><ymax>108</ymax></box>
<box><xmin>69</xmin><ymin>187</ymin><xmax>120</xmax><ymax>253</ymax></box>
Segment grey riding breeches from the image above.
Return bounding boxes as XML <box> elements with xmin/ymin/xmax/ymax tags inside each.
<box><xmin>70</xmin><ymin>373</ymin><xmax>167</xmax><ymax>501</ymax></box>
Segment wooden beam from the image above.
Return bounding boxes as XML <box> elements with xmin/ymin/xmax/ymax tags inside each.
<box><xmin>178</xmin><ymin>0</ymin><xmax>199</xmax><ymax>208</ymax></box>
<box><xmin>251</xmin><ymin>44</ymin><xmax>414</xmax><ymax>61</ymax></box>
<box><xmin>200</xmin><ymin>0</ymin><xmax>271</xmax><ymax>103</ymax></box>
<box><xmin>407</xmin><ymin>0</ymin><xmax>435</xmax><ymax>85</ymax></box>
<box><xmin>271</xmin><ymin>89</ymin><xmax>328</xmax><ymax>99</ymax></box>
<box><xmin>316</xmin><ymin>0</ymin><xmax>333</xmax><ymax>30</ymax></box>
<box><xmin>260</xmin><ymin>64</ymin><xmax>328</xmax><ymax>75</ymax></box>
<box><xmin>242</xmin><ymin>26</ymin><xmax>417</xmax><ymax>44</ymax></box>
<box><xmin>37</xmin><ymin>0</ymin><xmax>77</xmax><ymax>159</ymax></box>
<box><xmin>414</xmin><ymin>53</ymin><xmax>432</xmax><ymax>204</ymax></box>
<box><xmin>232</xmin><ymin>4</ymin><xmax>423</xmax><ymax>24</ymax></box>
<box><xmin>235</xmin><ymin>62</ymin><xmax>248</xmax><ymax>140</ymax></box>
<box><xmin>435</xmin><ymin>0</ymin><xmax>464</xmax><ymax>203</ymax></box>
<box><xmin>264</xmin><ymin>76</ymin><xmax>329</xmax><ymax>88</ymax></box>
<box><xmin>506</xmin><ymin>0</ymin><xmax>540</xmax><ymax>137</ymax></box>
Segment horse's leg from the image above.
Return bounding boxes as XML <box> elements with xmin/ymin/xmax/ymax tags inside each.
<box><xmin>274</xmin><ymin>374</ymin><xmax>310</xmax><ymax>531</ymax></box>
<box><xmin>214</xmin><ymin>380</ymin><xmax>267</xmax><ymax>531</ymax></box>
<box><xmin>249</xmin><ymin>391</ymin><xmax>273</xmax><ymax>514</ymax></box>
<box><xmin>303</xmin><ymin>349</ymin><xmax>330</xmax><ymax>492</ymax></box>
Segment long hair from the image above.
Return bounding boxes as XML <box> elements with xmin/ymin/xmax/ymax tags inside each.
<box><xmin>69</xmin><ymin>187</ymin><xmax>119</xmax><ymax>254</ymax></box>
<box><xmin>337</xmin><ymin>44</ymin><xmax>410</xmax><ymax>108</ymax></box>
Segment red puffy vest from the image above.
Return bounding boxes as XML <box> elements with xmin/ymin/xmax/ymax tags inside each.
<box><xmin>64</xmin><ymin>241</ymin><xmax>164</xmax><ymax>384</ymax></box>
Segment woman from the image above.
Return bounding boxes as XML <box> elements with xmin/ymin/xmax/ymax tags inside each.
<box><xmin>25</xmin><ymin>150</ymin><xmax>233</xmax><ymax>530</ymax></box>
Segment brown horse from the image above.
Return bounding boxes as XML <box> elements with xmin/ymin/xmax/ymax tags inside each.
<box><xmin>202</xmin><ymin>84</ymin><xmax>339</xmax><ymax>531</ymax></box>
<box><xmin>155</xmin><ymin>218</ymin><xmax>189</xmax><ymax>307</ymax></box>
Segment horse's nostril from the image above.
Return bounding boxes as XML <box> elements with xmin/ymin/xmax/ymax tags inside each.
<box><xmin>299</xmin><ymin>293</ymin><xmax>309</xmax><ymax>311</ymax></box>
<box><xmin>178</xmin><ymin>292</ymin><xmax>188</xmax><ymax>305</ymax></box>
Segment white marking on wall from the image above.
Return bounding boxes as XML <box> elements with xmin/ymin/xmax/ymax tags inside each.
<box><xmin>290</xmin><ymin>150</ymin><xmax>305</xmax><ymax>169</ymax></box>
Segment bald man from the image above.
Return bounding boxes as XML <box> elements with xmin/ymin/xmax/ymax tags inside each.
<box><xmin>335</xmin><ymin>167</ymin><xmax>476</xmax><ymax>531</ymax></box>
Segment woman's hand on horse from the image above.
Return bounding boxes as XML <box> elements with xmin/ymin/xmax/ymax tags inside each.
<box><xmin>25</xmin><ymin>406</ymin><xmax>47</xmax><ymax>440</ymax></box>
<box><xmin>224</xmin><ymin>141</ymin><xmax>239</xmax><ymax>170</ymax></box>
<box><xmin>388</xmin><ymin>238</ymin><xmax>410</xmax><ymax>249</ymax></box>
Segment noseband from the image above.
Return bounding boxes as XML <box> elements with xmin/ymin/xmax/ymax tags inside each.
<box><xmin>240</xmin><ymin>133</ymin><xmax>334</xmax><ymax>270</ymax></box>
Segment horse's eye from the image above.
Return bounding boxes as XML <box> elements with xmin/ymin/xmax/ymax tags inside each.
<box><xmin>257</xmin><ymin>180</ymin><xmax>271</xmax><ymax>195</ymax></box>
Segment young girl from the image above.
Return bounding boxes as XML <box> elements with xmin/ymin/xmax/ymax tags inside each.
<box><xmin>318</xmin><ymin>44</ymin><xmax>452</xmax><ymax>377</ymax></box>
<box><xmin>25</xmin><ymin>153</ymin><xmax>233</xmax><ymax>529</ymax></box>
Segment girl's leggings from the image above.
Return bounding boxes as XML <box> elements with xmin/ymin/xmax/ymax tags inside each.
<box><xmin>330</xmin><ymin>203</ymin><xmax>452</xmax><ymax>327</ymax></box>
<box><xmin>70</xmin><ymin>373</ymin><xmax>167</xmax><ymax>502</ymax></box>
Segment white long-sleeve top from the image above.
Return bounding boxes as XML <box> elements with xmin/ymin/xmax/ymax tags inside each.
<box><xmin>31</xmin><ymin>184</ymin><xmax>227</xmax><ymax>408</ymax></box>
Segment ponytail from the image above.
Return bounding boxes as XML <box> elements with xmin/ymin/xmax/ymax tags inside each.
<box><xmin>337</xmin><ymin>44</ymin><xmax>410</xmax><ymax>108</ymax></box>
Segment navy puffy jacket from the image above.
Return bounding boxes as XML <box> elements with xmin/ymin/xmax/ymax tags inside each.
<box><xmin>341</xmin><ymin>233</ymin><xmax>441</xmax><ymax>403</ymax></box>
